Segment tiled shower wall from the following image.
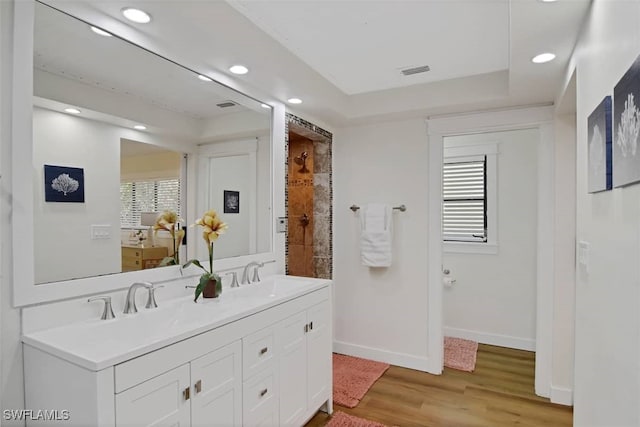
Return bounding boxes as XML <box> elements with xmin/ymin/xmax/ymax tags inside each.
<box><xmin>285</xmin><ymin>114</ymin><xmax>333</xmax><ymax>279</ymax></box>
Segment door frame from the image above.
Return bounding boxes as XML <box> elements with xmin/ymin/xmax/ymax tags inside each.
<box><xmin>426</xmin><ymin>106</ymin><xmax>555</xmax><ymax>397</ymax></box>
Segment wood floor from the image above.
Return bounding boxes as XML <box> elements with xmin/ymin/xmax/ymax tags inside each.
<box><xmin>306</xmin><ymin>344</ymin><xmax>572</xmax><ymax>427</ymax></box>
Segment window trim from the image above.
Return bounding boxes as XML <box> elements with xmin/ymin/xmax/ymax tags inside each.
<box><xmin>443</xmin><ymin>143</ymin><xmax>498</xmax><ymax>254</ymax></box>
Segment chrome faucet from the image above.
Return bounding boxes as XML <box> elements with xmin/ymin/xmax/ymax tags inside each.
<box><xmin>241</xmin><ymin>260</ymin><xmax>276</xmax><ymax>284</ymax></box>
<box><xmin>241</xmin><ymin>261</ymin><xmax>261</xmax><ymax>285</ymax></box>
<box><xmin>88</xmin><ymin>296</ymin><xmax>116</xmax><ymax>320</ymax></box>
<box><xmin>123</xmin><ymin>282</ymin><xmax>153</xmax><ymax>314</ymax></box>
<box><xmin>226</xmin><ymin>271</ymin><xmax>240</xmax><ymax>288</ymax></box>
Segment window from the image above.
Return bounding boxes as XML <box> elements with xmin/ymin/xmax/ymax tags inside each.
<box><xmin>443</xmin><ymin>157</ymin><xmax>487</xmax><ymax>242</ymax></box>
<box><xmin>442</xmin><ymin>142</ymin><xmax>498</xmax><ymax>254</ymax></box>
<box><xmin>120</xmin><ymin>178</ymin><xmax>181</xmax><ymax>227</ymax></box>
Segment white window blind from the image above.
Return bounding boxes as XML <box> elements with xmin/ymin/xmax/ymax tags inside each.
<box><xmin>120</xmin><ymin>178</ymin><xmax>181</xmax><ymax>227</ymax></box>
<box><xmin>443</xmin><ymin>157</ymin><xmax>487</xmax><ymax>242</ymax></box>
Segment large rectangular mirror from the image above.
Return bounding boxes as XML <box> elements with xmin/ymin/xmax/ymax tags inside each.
<box><xmin>33</xmin><ymin>2</ymin><xmax>272</xmax><ymax>284</ymax></box>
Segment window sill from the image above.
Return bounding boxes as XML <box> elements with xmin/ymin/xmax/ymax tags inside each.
<box><xmin>444</xmin><ymin>242</ymin><xmax>498</xmax><ymax>255</ymax></box>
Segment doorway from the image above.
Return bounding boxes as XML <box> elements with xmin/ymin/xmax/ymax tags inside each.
<box><xmin>285</xmin><ymin>114</ymin><xmax>333</xmax><ymax>279</ymax></box>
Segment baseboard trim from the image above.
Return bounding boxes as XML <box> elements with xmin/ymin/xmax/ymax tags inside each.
<box><xmin>333</xmin><ymin>341</ymin><xmax>430</xmax><ymax>372</ymax></box>
<box><xmin>550</xmin><ymin>385</ymin><xmax>573</xmax><ymax>406</ymax></box>
<box><xmin>444</xmin><ymin>327</ymin><xmax>536</xmax><ymax>351</ymax></box>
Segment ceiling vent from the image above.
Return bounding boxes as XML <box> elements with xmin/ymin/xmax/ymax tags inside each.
<box><xmin>216</xmin><ymin>101</ymin><xmax>237</xmax><ymax>108</ymax></box>
<box><xmin>400</xmin><ymin>65</ymin><xmax>431</xmax><ymax>76</ymax></box>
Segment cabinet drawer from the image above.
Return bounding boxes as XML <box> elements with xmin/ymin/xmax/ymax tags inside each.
<box><xmin>122</xmin><ymin>248</ymin><xmax>142</xmax><ymax>258</ymax></box>
<box><xmin>243</xmin><ymin>326</ymin><xmax>276</xmax><ymax>380</ymax></box>
<box><xmin>243</xmin><ymin>367</ymin><xmax>277</xmax><ymax>427</ymax></box>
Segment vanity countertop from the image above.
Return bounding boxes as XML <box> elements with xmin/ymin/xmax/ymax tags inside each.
<box><xmin>22</xmin><ymin>275</ymin><xmax>330</xmax><ymax>371</ymax></box>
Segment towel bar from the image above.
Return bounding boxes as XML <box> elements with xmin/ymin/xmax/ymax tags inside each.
<box><xmin>350</xmin><ymin>204</ymin><xmax>406</xmax><ymax>212</ymax></box>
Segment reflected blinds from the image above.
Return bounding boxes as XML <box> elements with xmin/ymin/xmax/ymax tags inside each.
<box><xmin>443</xmin><ymin>157</ymin><xmax>487</xmax><ymax>242</ymax></box>
<box><xmin>120</xmin><ymin>179</ymin><xmax>181</xmax><ymax>227</ymax></box>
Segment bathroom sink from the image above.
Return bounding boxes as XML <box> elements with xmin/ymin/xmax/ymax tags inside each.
<box><xmin>22</xmin><ymin>274</ymin><xmax>329</xmax><ymax>370</ymax></box>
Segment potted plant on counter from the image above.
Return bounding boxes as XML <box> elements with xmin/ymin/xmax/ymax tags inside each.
<box><xmin>183</xmin><ymin>209</ymin><xmax>228</xmax><ymax>302</ymax></box>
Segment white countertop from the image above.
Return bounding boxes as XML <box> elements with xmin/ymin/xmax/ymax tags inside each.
<box><xmin>22</xmin><ymin>275</ymin><xmax>330</xmax><ymax>371</ymax></box>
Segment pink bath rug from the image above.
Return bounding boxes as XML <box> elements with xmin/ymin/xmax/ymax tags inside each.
<box><xmin>325</xmin><ymin>411</ymin><xmax>388</xmax><ymax>427</ymax></box>
<box><xmin>444</xmin><ymin>336</ymin><xmax>478</xmax><ymax>372</ymax></box>
<box><xmin>333</xmin><ymin>353</ymin><xmax>390</xmax><ymax>408</ymax></box>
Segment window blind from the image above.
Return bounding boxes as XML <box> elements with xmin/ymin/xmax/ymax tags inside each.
<box><xmin>443</xmin><ymin>157</ymin><xmax>487</xmax><ymax>242</ymax></box>
<box><xmin>120</xmin><ymin>178</ymin><xmax>181</xmax><ymax>227</ymax></box>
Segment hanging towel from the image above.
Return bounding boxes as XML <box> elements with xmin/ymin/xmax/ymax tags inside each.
<box><xmin>360</xmin><ymin>203</ymin><xmax>393</xmax><ymax>267</ymax></box>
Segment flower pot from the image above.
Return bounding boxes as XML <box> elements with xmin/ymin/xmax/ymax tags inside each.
<box><xmin>202</xmin><ymin>277</ymin><xmax>220</xmax><ymax>298</ymax></box>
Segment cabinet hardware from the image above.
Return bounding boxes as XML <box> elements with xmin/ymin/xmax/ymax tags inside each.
<box><xmin>195</xmin><ymin>380</ymin><xmax>202</xmax><ymax>394</ymax></box>
<box><xmin>310</xmin><ymin>321</ymin><xmax>313</xmax><ymax>330</ymax></box>
<box><xmin>260</xmin><ymin>388</ymin><xmax>268</xmax><ymax>397</ymax></box>
<box><xmin>260</xmin><ymin>347</ymin><xmax>268</xmax><ymax>355</ymax></box>
<box><xmin>183</xmin><ymin>387</ymin><xmax>190</xmax><ymax>400</ymax></box>
<box><xmin>304</xmin><ymin>324</ymin><xmax>309</xmax><ymax>333</ymax></box>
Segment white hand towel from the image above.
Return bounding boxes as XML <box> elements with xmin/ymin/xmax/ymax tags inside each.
<box><xmin>360</xmin><ymin>203</ymin><xmax>393</xmax><ymax>267</ymax></box>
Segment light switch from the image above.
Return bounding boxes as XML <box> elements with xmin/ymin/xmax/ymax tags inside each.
<box><xmin>578</xmin><ymin>241</ymin><xmax>589</xmax><ymax>273</ymax></box>
<box><xmin>91</xmin><ymin>225</ymin><xmax>111</xmax><ymax>240</ymax></box>
<box><xmin>276</xmin><ymin>217</ymin><xmax>287</xmax><ymax>233</ymax></box>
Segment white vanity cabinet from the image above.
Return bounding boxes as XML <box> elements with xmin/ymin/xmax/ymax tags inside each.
<box><xmin>23</xmin><ymin>280</ymin><xmax>331</xmax><ymax>427</ymax></box>
<box><xmin>277</xmin><ymin>301</ymin><xmax>332</xmax><ymax>427</ymax></box>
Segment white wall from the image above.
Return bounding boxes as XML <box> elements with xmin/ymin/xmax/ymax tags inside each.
<box><xmin>551</xmin><ymin>111</ymin><xmax>576</xmax><ymax>404</ymax></box>
<box><xmin>1</xmin><ymin>0</ymin><xmax>26</xmax><ymax>421</ymax></box>
<box><xmin>566</xmin><ymin>0</ymin><xmax>640</xmax><ymax>424</ymax></box>
<box><xmin>333</xmin><ymin>118</ymin><xmax>430</xmax><ymax>370</ymax></box>
<box><xmin>33</xmin><ymin>107</ymin><xmax>122</xmax><ymax>284</ymax></box>
<box><xmin>442</xmin><ymin>128</ymin><xmax>538</xmax><ymax>351</ymax></box>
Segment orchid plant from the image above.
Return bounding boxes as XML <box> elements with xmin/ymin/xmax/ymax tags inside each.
<box><xmin>153</xmin><ymin>210</ymin><xmax>185</xmax><ymax>266</ymax></box>
<box><xmin>183</xmin><ymin>209</ymin><xmax>228</xmax><ymax>302</ymax></box>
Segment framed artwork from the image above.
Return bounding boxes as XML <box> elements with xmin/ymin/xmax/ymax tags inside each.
<box><xmin>588</xmin><ymin>96</ymin><xmax>612</xmax><ymax>193</ymax></box>
<box><xmin>44</xmin><ymin>164</ymin><xmax>85</xmax><ymax>203</ymax></box>
<box><xmin>613</xmin><ymin>54</ymin><xmax>640</xmax><ymax>187</ymax></box>
<box><xmin>224</xmin><ymin>190</ymin><xmax>239</xmax><ymax>214</ymax></box>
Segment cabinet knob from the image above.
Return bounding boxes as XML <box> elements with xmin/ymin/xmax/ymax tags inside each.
<box><xmin>310</xmin><ymin>321</ymin><xmax>313</xmax><ymax>330</ymax></box>
<box><xmin>260</xmin><ymin>347</ymin><xmax>268</xmax><ymax>355</ymax></box>
<box><xmin>183</xmin><ymin>387</ymin><xmax>190</xmax><ymax>401</ymax></box>
<box><xmin>195</xmin><ymin>380</ymin><xmax>202</xmax><ymax>394</ymax></box>
<box><xmin>304</xmin><ymin>324</ymin><xmax>309</xmax><ymax>333</ymax></box>
<box><xmin>259</xmin><ymin>388</ymin><xmax>268</xmax><ymax>397</ymax></box>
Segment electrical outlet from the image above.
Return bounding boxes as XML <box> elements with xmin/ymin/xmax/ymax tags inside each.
<box><xmin>578</xmin><ymin>241</ymin><xmax>590</xmax><ymax>273</ymax></box>
<box><xmin>91</xmin><ymin>225</ymin><xmax>111</xmax><ymax>240</ymax></box>
<box><xmin>276</xmin><ymin>217</ymin><xmax>287</xmax><ymax>233</ymax></box>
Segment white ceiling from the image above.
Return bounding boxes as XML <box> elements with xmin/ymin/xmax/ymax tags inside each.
<box><xmin>40</xmin><ymin>0</ymin><xmax>592</xmax><ymax>126</ymax></box>
<box><xmin>230</xmin><ymin>0</ymin><xmax>510</xmax><ymax>95</ymax></box>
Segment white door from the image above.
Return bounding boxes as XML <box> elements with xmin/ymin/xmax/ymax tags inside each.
<box><xmin>306</xmin><ymin>301</ymin><xmax>331</xmax><ymax>410</ymax></box>
<box><xmin>277</xmin><ymin>310</ymin><xmax>308</xmax><ymax>426</ymax></box>
<box><xmin>191</xmin><ymin>340</ymin><xmax>242</xmax><ymax>427</ymax></box>
<box><xmin>115</xmin><ymin>364</ymin><xmax>191</xmax><ymax>427</ymax></box>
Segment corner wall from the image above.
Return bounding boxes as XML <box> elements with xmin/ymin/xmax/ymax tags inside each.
<box><xmin>567</xmin><ymin>0</ymin><xmax>640</xmax><ymax>424</ymax></box>
<box><xmin>332</xmin><ymin>118</ymin><xmax>430</xmax><ymax>369</ymax></box>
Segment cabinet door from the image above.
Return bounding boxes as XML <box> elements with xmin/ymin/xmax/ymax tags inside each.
<box><xmin>276</xmin><ymin>310</ymin><xmax>308</xmax><ymax>426</ymax></box>
<box><xmin>307</xmin><ymin>300</ymin><xmax>332</xmax><ymax>411</ymax></box>
<box><xmin>191</xmin><ymin>340</ymin><xmax>242</xmax><ymax>427</ymax></box>
<box><xmin>115</xmin><ymin>364</ymin><xmax>190</xmax><ymax>427</ymax></box>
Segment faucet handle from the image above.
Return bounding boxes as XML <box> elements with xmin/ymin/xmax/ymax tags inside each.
<box><xmin>88</xmin><ymin>296</ymin><xmax>116</xmax><ymax>320</ymax></box>
<box><xmin>252</xmin><ymin>260</ymin><xmax>275</xmax><ymax>283</ymax></box>
<box><xmin>145</xmin><ymin>285</ymin><xmax>164</xmax><ymax>309</ymax></box>
<box><xmin>226</xmin><ymin>272</ymin><xmax>239</xmax><ymax>288</ymax></box>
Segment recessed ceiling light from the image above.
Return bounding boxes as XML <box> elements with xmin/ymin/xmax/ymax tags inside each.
<box><xmin>90</xmin><ymin>26</ymin><xmax>112</xmax><ymax>37</ymax></box>
<box><xmin>198</xmin><ymin>74</ymin><xmax>212</xmax><ymax>82</ymax></box>
<box><xmin>532</xmin><ymin>52</ymin><xmax>556</xmax><ymax>64</ymax></box>
<box><xmin>121</xmin><ymin>8</ymin><xmax>152</xmax><ymax>24</ymax></box>
<box><xmin>64</xmin><ymin>108</ymin><xmax>81</xmax><ymax>114</ymax></box>
<box><xmin>260</xmin><ymin>103</ymin><xmax>270</xmax><ymax>109</ymax></box>
<box><xmin>229</xmin><ymin>65</ymin><xmax>249</xmax><ymax>75</ymax></box>
<box><xmin>287</xmin><ymin>98</ymin><xmax>302</xmax><ymax>104</ymax></box>
<box><xmin>134</xmin><ymin>125</ymin><xmax>147</xmax><ymax>130</ymax></box>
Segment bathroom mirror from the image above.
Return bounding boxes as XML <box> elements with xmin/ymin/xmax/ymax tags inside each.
<box><xmin>32</xmin><ymin>2</ymin><xmax>272</xmax><ymax>284</ymax></box>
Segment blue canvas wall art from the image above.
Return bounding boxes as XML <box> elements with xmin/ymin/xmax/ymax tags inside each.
<box><xmin>44</xmin><ymin>165</ymin><xmax>85</xmax><ymax>203</ymax></box>
<box><xmin>613</xmin><ymin>54</ymin><xmax>640</xmax><ymax>187</ymax></box>
<box><xmin>587</xmin><ymin>96</ymin><xmax>612</xmax><ymax>193</ymax></box>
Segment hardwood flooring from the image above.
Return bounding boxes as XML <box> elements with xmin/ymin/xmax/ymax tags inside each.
<box><xmin>306</xmin><ymin>344</ymin><xmax>573</xmax><ymax>427</ymax></box>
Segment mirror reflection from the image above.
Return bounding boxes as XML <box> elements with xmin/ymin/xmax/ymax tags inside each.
<box><xmin>33</xmin><ymin>2</ymin><xmax>272</xmax><ymax>284</ymax></box>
